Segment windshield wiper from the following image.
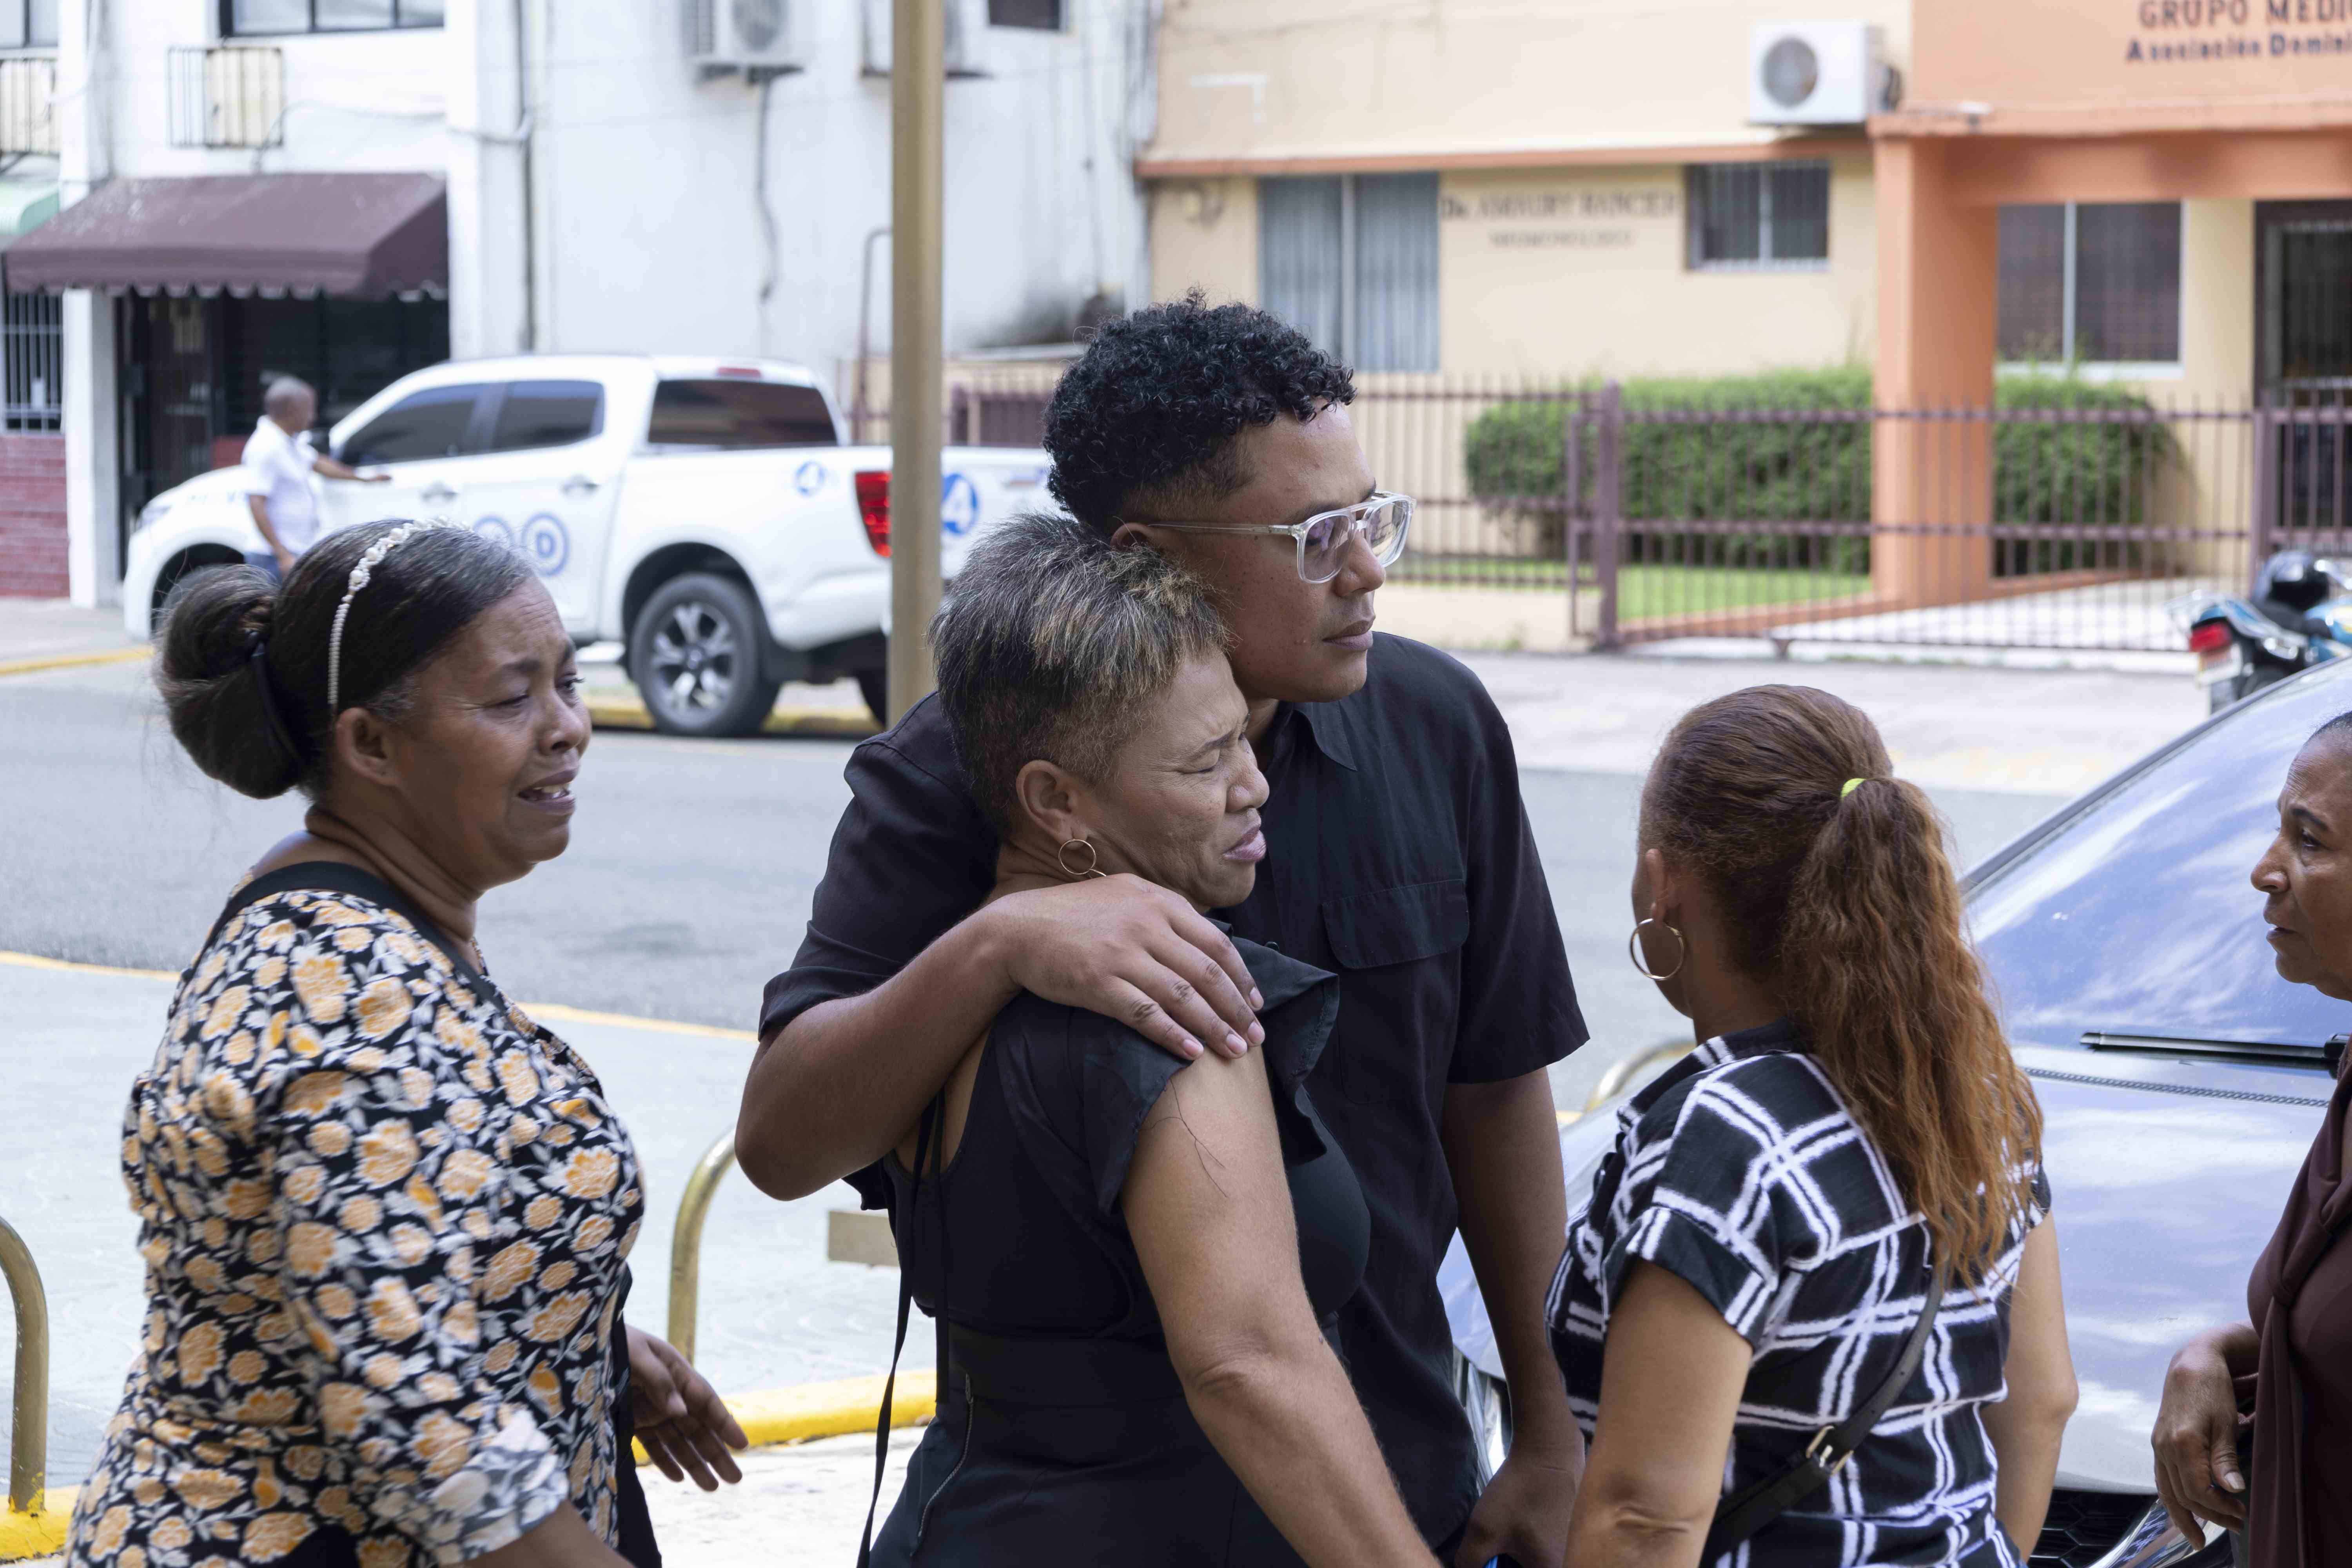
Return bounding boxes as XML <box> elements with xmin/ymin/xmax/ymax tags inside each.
<box><xmin>2080</xmin><ymin>1029</ymin><xmax>2345</xmax><ymax>1074</ymax></box>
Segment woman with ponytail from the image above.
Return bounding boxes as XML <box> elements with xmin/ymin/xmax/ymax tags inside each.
<box><xmin>1545</xmin><ymin>685</ymin><xmax>2076</xmax><ymax>1567</ymax></box>
<box><xmin>69</xmin><ymin>526</ymin><xmax>743</xmax><ymax>1568</ymax></box>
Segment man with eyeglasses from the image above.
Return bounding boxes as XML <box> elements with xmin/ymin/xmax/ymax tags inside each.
<box><xmin>740</xmin><ymin>296</ymin><xmax>1587</xmax><ymax>1568</ymax></box>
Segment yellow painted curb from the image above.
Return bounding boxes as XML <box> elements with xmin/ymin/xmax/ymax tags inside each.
<box><xmin>0</xmin><ymin>950</ymin><xmax>173</xmax><ymax>982</ymax></box>
<box><xmin>586</xmin><ymin>697</ymin><xmax>877</xmax><ymax>739</ymax></box>
<box><xmin>0</xmin><ymin>1488</ymin><xmax>77</xmax><ymax>1561</ymax></box>
<box><xmin>632</xmin><ymin>1372</ymin><xmax>936</xmax><ymax>1465</ymax></box>
<box><xmin>0</xmin><ymin>952</ymin><xmax>751</xmax><ymax>1044</ymax></box>
<box><xmin>0</xmin><ymin>646</ymin><xmax>146</xmax><ymax>678</ymax></box>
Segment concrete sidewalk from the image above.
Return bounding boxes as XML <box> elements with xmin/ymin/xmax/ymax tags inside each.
<box><xmin>0</xmin><ymin>601</ymin><xmax>137</xmax><ymax>671</ymax></box>
<box><xmin>0</xmin><ymin>956</ymin><xmax>923</xmax><ymax>1496</ymax></box>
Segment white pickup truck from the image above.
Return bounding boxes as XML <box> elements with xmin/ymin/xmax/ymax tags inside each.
<box><xmin>121</xmin><ymin>354</ymin><xmax>1052</xmax><ymax>734</ymax></box>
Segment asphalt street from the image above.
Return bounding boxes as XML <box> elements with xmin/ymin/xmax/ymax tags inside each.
<box><xmin>0</xmin><ymin>653</ymin><xmax>2102</xmax><ymax>1487</ymax></box>
<box><xmin>0</xmin><ymin>659</ymin><xmax>2069</xmax><ymax>1064</ymax></box>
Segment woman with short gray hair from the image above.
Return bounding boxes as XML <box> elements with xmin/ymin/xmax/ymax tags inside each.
<box><xmin>861</xmin><ymin>511</ymin><xmax>1437</xmax><ymax>1568</ymax></box>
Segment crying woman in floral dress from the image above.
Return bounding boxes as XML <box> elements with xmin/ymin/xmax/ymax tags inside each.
<box><xmin>70</xmin><ymin>522</ymin><xmax>746</xmax><ymax>1568</ymax></box>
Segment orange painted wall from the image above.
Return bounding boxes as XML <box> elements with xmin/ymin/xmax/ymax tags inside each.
<box><xmin>1906</xmin><ymin>0</ymin><xmax>2352</xmax><ymax>135</ymax></box>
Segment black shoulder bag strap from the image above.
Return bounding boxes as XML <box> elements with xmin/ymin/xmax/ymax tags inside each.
<box><xmin>1699</xmin><ymin>1258</ymin><xmax>1952</xmax><ymax>1563</ymax></box>
<box><xmin>857</xmin><ymin>1096</ymin><xmax>941</xmax><ymax>1568</ymax></box>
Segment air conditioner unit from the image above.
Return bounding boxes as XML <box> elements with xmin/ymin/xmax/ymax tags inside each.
<box><xmin>686</xmin><ymin>0</ymin><xmax>809</xmax><ymax>74</ymax></box>
<box><xmin>1748</xmin><ymin>22</ymin><xmax>1898</xmax><ymax>125</ymax></box>
<box><xmin>862</xmin><ymin>0</ymin><xmax>991</xmax><ymax>78</ymax></box>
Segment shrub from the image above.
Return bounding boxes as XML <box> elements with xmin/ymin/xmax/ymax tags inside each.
<box><xmin>1461</xmin><ymin>366</ymin><xmax>2177</xmax><ymax>577</ymax></box>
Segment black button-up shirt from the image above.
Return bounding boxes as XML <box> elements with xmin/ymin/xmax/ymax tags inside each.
<box><xmin>762</xmin><ymin>634</ymin><xmax>1587</xmax><ymax>1542</ymax></box>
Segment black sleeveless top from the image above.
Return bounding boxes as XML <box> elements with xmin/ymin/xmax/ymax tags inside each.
<box><xmin>871</xmin><ymin>936</ymin><xmax>1371</xmax><ymax>1566</ymax></box>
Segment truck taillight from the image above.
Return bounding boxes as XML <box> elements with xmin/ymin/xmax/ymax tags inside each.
<box><xmin>2188</xmin><ymin>620</ymin><xmax>2232</xmax><ymax>655</ymax></box>
<box><xmin>855</xmin><ymin>470</ymin><xmax>891</xmax><ymax>556</ymax></box>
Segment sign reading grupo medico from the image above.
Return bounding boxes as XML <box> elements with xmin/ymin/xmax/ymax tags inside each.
<box><xmin>2130</xmin><ymin>0</ymin><xmax>2352</xmax><ymax>61</ymax></box>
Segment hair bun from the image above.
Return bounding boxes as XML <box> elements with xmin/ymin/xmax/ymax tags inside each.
<box><xmin>155</xmin><ymin>563</ymin><xmax>305</xmax><ymax>799</ymax></box>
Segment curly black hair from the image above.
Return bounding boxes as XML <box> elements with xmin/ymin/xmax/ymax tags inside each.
<box><xmin>1043</xmin><ymin>293</ymin><xmax>1356</xmax><ymax>533</ymax></box>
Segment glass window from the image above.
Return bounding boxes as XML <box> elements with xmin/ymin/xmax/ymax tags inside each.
<box><xmin>225</xmin><ymin>0</ymin><xmax>439</xmax><ymax>34</ymax></box>
<box><xmin>1257</xmin><ymin>173</ymin><xmax>1441</xmax><ymax>372</ymax></box>
<box><xmin>1998</xmin><ymin>201</ymin><xmax>2181</xmax><ymax>365</ymax></box>
<box><xmin>1969</xmin><ymin>661</ymin><xmax>2352</xmax><ymax>1056</ymax></box>
<box><xmin>0</xmin><ymin>0</ymin><xmax>55</xmax><ymax>45</ymax></box>
<box><xmin>647</xmin><ymin>380</ymin><xmax>839</xmax><ymax>449</ymax></box>
<box><xmin>339</xmin><ymin>383</ymin><xmax>483</xmax><ymax>466</ymax></box>
<box><xmin>488</xmin><ymin>380</ymin><xmax>604</xmax><ymax>453</ymax></box>
<box><xmin>1997</xmin><ymin>205</ymin><xmax>2067</xmax><ymax>360</ymax></box>
<box><xmin>1687</xmin><ymin>162</ymin><xmax>1830</xmax><ymax>269</ymax></box>
<box><xmin>2078</xmin><ymin>203</ymin><xmax>2182</xmax><ymax>363</ymax></box>
<box><xmin>312</xmin><ymin>0</ymin><xmax>393</xmax><ymax>26</ymax></box>
<box><xmin>987</xmin><ymin>0</ymin><xmax>1060</xmax><ymax>25</ymax></box>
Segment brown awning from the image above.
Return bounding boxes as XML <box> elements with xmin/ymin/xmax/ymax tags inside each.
<box><xmin>2</xmin><ymin>173</ymin><xmax>446</xmax><ymax>298</ymax></box>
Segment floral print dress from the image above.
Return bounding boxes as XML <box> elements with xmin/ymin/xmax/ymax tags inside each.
<box><xmin>68</xmin><ymin>869</ymin><xmax>646</xmax><ymax>1568</ymax></box>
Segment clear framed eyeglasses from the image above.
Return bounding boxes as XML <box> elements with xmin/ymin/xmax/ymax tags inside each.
<box><xmin>1145</xmin><ymin>491</ymin><xmax>1414</xmax><ymax>584</ymax></box>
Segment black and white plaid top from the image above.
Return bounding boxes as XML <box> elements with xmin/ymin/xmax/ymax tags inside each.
<box><xmin>1546</xmin><ymin>1018</ymin><xmax>2051</xmax><ymax>1567</ymax></box>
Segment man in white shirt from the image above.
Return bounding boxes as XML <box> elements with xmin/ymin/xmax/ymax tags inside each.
<box><xmin>242</xmin><ymin>376</ymin><xmax>388</xmax><ymax>580</ymax></box>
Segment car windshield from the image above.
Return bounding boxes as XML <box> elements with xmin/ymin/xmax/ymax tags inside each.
<box><xmin>1970</xmin><ymin>661</ymin><xmax>2352</xmax><ymax>1055</ymax></box>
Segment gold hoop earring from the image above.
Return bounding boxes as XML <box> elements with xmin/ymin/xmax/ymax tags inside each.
<box><xmin>1057</xmin><ymin>837</ymin><xmax>1107</xmax><ymax>880</ymax></box>
<box><xmin>1628</xmin><ymin>917</ymin><xmax>1686</xmax><ymax>982</ymax></box>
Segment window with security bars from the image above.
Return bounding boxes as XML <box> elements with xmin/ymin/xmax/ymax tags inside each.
<box><xmin>0</xmin><ymin>0</ymin><xmax>57</xmax><ymax>48</ymax></box>
<box><xmin>1998</xmin><ymin>202</ymin><xmax>2182</xmax><ymax>365</ymax></box>
<box><xmin>221</xmin><ymin>0</ymin><xmax>442</xmax><ymax>34</ymax></box>
<box><xmin>1686</xmin><ymin>162</ymin><xmax>1830</xmax><ymax>269</ymax></box>
<box><xmin>1258</xmin><ymin>172</ymin><xmax>1440</xmax><ymax>372</ymax></box>
<box><xmin>4</xmin><ymin>290</ymin><xmax>61</xmax><ymax>431</ymax></box>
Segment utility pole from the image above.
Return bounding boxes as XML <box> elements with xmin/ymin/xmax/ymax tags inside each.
<box><xmin>887</xmin><ymin>0</ymin><xmax>945</xmax><ymax>722</ymax></box>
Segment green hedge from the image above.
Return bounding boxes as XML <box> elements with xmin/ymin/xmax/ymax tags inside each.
<box><xmin>1460</xmin><ymin>367</ymin><xmax>2178</xmax><ymax>574</ymax></box>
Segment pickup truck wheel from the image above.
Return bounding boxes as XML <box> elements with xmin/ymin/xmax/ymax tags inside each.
<box><xmin>855</xmin><ymin>668</ymin><xmax>888</xmax><ymax>726</ymax></box>
<box><xmin>630</xmin><ymin>573</ymin><xmax>782</xmax><ymax>738</ymax></box>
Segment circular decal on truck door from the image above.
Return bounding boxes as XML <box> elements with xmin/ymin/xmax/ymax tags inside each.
<box><xmin>521</xmin><ymin>514</ymin><xmax>571</xmax><ymax>576</ymax></box>
<box><xmin>795</xmin><ymin>459</ymin><xmax>828</xmax><ymax>497</ymax></box>
<box><xmin>941</xmin><ymin>472</ymin><xmax>980</xmax><ymax>537</ymax></box>
<box><xmin>473</xmin><ymin>515</ymin><xmax>516</xmax><ymax>548</ymax></box>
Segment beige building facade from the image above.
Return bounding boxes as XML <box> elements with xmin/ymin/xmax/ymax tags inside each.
<box><xmin>1139</xmin><ymin>0</ymin><xmax>2332</xmax><ymax>406</ymax></box>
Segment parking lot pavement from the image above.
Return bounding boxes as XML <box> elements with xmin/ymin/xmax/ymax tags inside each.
<box><xmin>1457</xmin><ymin>649</ymin><xmax>2208</xmax><ymax>797</ymax></box>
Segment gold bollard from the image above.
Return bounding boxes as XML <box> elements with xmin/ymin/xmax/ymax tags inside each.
<box><xmin>0</xmin><ymin>1213</ymin><xmax>49</xmax><ymax>1516</ymax></box>
<box><xmin>665</xmin><ymin>1131</ymin><xmax>738</xmax><ymax>1367</ymax></box>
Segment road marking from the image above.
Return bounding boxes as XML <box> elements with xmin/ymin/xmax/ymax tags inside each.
<box><xmin>0</xmin><ymin>950</ymin><xmax>173</xmax><ymax>981</ymax></box>
<box><xmin>0</xmin><ymin>646</ymin><xmax>146</xmax><ymax>679</ymax></box>
<box><xmin>517</xmin><ymin>1000</ymin><xmax>755</xmax><ymax>1043</ymax></box>
<box><xmin>0</xmin><ymin>950</ymin><xmax>754</xmax><ymax>1042</ymax></box>
<box><xmin>586</xmin><ymin>697</ymin><xmax>876</xmax><ymax>737</ymax></box>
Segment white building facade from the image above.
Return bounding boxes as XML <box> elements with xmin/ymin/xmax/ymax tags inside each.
<box><xmin>1</xmin><ymin>0</ymin><xmax>1153</xmax><ymax>604</ymax></box>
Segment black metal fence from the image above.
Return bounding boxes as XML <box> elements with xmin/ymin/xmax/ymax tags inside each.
<box><xmin>1360</xmin><ymin>379</ymin><xmax>2348</xmax><ymax>653</ymax></box>
<box><xmin>860</xmin><ymin>361</ymin><xmax>2352</xmax><ymax>656</ymax></box>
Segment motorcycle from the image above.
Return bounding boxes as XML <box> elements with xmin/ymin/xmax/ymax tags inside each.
<box><xmin>2182</xmin><ymin>550</ymin><xmax>2352</xmax><ymax>714</ymax></box>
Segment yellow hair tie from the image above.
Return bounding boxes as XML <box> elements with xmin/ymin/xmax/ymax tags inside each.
<box><xmin>1841</xmin><ymin>777</ymin><xmax>1867</xmax><ymax>798</ymax></box>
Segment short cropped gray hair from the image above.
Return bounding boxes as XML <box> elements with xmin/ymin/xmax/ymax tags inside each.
<box><xmin>933</xmin><ymin>511</ymin><xmax>1228</xmax><ymax>835</ymax></box>
<box><xmin>263</xmin><ymin>376</ymin><xmax>315</xmax><ymax>416</ymax></box>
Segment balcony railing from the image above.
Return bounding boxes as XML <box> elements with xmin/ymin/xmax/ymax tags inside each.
<box><xmin>168</xmin><ymin>45</ymin><xmax>284</xmax><ymax>149</ymax></box>
<box><xmin>0</xmin><ymin>54</ymin><xmax>57</xmax><ymax>156</ymax></box>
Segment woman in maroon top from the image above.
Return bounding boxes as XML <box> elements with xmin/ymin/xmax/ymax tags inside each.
<box><xmin>2153</xmin><ymin>712</ymin><xmax>2352</xmax><ymax>1568</ymax></box>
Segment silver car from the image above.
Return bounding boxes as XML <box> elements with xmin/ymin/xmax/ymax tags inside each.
<box><xmin>1445</xmin><ymin>657</ymin><xmax>2352</xmax><ymax>1568</ymax></box>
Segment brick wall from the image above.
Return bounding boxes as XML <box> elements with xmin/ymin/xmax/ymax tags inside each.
<box><xmin>0</xmin><ymin>434</ymin><xmax>68</xmax><ymax>598</ymax></box>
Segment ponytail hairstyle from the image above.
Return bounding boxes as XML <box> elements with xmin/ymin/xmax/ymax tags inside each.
<box><xmin>1643</xmin><ymin>684</ymin><xmax>2042</xmax><ymax>1280</ymax></box>
<box><xmin>154</xmin><ymin>521</ymin><xmax>533</xmax><ymax>800</ymax></box>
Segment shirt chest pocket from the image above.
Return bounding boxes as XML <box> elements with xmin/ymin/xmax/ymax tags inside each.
<box><xmin>1319</xmin><ymin>878</ymin><xmax>1469</xmax><ymax>1106</ymax></box>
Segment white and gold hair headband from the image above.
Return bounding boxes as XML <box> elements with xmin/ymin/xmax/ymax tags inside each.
<box><xmin>326</xmin><ymin>520</ymin><xmax>450</xmax><ymax>715</ymax></box>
